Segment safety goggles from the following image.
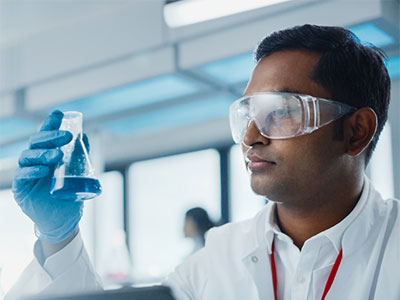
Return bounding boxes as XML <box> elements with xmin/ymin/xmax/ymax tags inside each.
<box><xmin>229</xmin><ymin>92</ymin><xmax>357</xmax><ymax>143</ymax></box>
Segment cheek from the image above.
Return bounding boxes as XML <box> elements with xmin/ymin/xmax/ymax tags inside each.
<box><xmin>280</xmin><ymin>129</ymin><xmax>342</xmax><ymax>177</ymax></box>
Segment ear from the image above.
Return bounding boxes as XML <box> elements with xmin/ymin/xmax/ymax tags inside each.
<box><xmin>344</xmin><ymin>108</ymin><xmax>377</xmax><ymax>157</ymax></box>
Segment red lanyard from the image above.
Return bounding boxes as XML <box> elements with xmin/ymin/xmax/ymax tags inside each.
<box><xmin>270</xmin><ymin>239</ymin><xmax>343</xmax><ymax>300</ymax></box>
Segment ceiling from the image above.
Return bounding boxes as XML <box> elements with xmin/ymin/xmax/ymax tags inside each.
<box><xmin>0</xmin><ymin>0</ymin><xmax>399</xmax><ymax>188</ymax></box>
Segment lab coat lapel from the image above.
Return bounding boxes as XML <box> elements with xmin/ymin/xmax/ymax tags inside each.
<box><xmin>240</xmin><ymin>204</ymin><xmax>274</xmax><ymax>300</ymax></box>
<box><xmin>243</xmin><ymin>247</ymin><xmax>273</xmax><ymax>300</ymax></box>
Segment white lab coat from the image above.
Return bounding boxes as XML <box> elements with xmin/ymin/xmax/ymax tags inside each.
<box><xmin>5</xmin><ymin>179</ymin><xmax>400</xmax><ymax>300</ymax></box>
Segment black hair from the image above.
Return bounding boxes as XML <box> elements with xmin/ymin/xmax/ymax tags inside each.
<box><xmin>255</xmin><ymin>24</ymin><xmax>391</xmax><ymax>164</ymax></box>
<box><xmin>185</xmin><ymin>207</ymin><xmax>215</xmax><ymax>239</ymax></box>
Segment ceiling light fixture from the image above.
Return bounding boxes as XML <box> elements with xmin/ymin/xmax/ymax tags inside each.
<box><xmin>164</xmin><ymin>0</ymin><xmax>292</xmax><ymax>28</ymax></box>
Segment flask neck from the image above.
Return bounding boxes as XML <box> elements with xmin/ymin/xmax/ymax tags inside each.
<box><xmin>60</xmin><ymin>111</ymin><xmax>83</xmax><ymax>139</ymax></box>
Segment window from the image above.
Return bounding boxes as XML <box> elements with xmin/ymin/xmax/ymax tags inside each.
<box><xmin>229</xmin><ymin>144</ymin><xmax>266</xmax><ymax>222</ymax></box>
<box><xmin>0</xmin><ymin>189</ymin><xmax>35</xmax><ymax>294</ymax></box>
<box><xmin>128</xmin><ymin>149</ymin><xmax>221</xmax><ymax>283</ymax></box>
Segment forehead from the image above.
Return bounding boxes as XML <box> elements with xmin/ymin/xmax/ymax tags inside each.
<box><xmin>244</xmin><ymin>50</ymin><xmax>331</xmax><ymax>99</ymax></box>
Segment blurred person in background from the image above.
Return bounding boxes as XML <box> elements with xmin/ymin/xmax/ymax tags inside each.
<box><xmin>5</xmin><ymin>24</ymin><xmax>400</xmax><ymax>300</ymax></box>
<box><xmin>183</xmin><ymin>207</ymin><xmax>215</xmax><ymax>254</ymax></box>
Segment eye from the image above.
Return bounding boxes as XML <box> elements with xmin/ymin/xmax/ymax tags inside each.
<box><xmin>265</xmin><ymin>109</ymin><xmax>293</xmax><ymax>130</ymax></box>
<box><xmin>271</xmin><ymin>109</ymin><xmax>290</xmax><ymax>118</ymax></box>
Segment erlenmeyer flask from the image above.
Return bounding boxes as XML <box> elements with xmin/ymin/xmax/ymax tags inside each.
<box><xmin>50</xmin><ymin>111</ymin><xmax>102</xmax><ymax>201</ymax></box>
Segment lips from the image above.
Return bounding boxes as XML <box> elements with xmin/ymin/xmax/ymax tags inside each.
<box><xmin>246</xmin><ymin>153</ymin><xmax>276</xmax><ymax>171</ymax></box>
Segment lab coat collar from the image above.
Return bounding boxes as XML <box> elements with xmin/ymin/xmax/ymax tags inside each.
<box><xmin>322</xmin><ymin>177</ymin><xmax>371</xmax><ymax>253</ymax></box>
<box><xmin>236</xmin><ymin>200</ymin><xmax>281</xmax><ymax>260</ymax></box>
<box><xmin>239</xmin><ymin>203</ymin><xmax>274</xmax><ymax>260</ymax></box>
<box><xmin>249</xmin><ymin>176</ymin><xmax>380</xmax><ymax>258</ymax></box>
<box><xmin>340</xmin><ymin>177</ymin><xmax>386</xmax><ymax>257</ymax></box>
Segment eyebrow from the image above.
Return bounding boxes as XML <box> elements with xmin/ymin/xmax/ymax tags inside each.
<box><xmin>279</xmin><ymin>88</ymin><xmax>301</xmax><ymax>94</ymax></box>
<box><xmin>242</xmin><ymin>88</ymin><xmax>302</xmax><ymax>97</ymax></box>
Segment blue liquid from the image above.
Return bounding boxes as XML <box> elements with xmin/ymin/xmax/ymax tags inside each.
<box><xmin>50</xmin><ymin>176</ymin><xmax>102</xmax><ymax>201</ymax></box>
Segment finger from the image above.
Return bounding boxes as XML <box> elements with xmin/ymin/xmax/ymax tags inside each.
<box><xmin>30</xmin><ymin>130</ymin><xmax>72</xmax><ymax>149</ymax></box>
<box><xmin>13</xmin><ymin>165</ymin><xmax>50</xmax><ymax>181</ymax></box>
<box><xmin>82</xmin><ymin>133</ymin><xmax>90</xmax><ymax>153</ymax></box>
<box><xmin>40</xmin><ymin>110</ymin><xmax>64</xmax><ymax>132</ymax></box>
<box><xmin>19</xmin><ymin>149</ymin><xmax>63</xmax><ymax>167</ymax></box>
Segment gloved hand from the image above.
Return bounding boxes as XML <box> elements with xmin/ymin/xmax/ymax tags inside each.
<box><xmin>12</xmin><ymin>110</ymin><xmax>85</xmax><ymax>244</ymax></box>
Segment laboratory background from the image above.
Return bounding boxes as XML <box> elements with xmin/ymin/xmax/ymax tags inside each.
<box><xmin>0</xmin><ymin>0</ymin><xmax>399</xmax><ymax>295</ymax></box>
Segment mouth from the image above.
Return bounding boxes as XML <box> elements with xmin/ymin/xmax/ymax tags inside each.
<box><xmin>245</xmin><ymin>153</ymin><xmax>276</xmax><ymax>172</ymax></box>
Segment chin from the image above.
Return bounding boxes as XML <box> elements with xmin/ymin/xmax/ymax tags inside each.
<box><xmin>250</xmin><ymin>179</ymin><xmax>274</xmax><ymax>197</ymax></box>
<box><xmin>250</xmin><ymin>175</ymin><xmax>287</xmax><ymax>201</ymax></box>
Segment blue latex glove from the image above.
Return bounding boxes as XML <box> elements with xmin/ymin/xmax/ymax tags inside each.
<box><xmin>12</xmin><ymin>110</ymin><xmax>86</xmax><ymax>244</ymax></box>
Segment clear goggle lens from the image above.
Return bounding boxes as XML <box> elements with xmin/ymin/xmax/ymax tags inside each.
<box><xmin>229</xmin><ymin>92</ymin><xmax>356</xmax><ymax>143</ymax></box>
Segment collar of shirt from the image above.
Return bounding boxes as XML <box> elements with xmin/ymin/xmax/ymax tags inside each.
<box><xmin>260</xmin><ymin>177</ymin><xmax>373</xmax><ymax>255</ymax></box>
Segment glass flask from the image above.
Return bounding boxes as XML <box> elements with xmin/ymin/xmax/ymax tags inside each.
<box><xmin>50</xmin><ymin>111</ymin><xmax>102</xmax><ymax>201</ymax></box>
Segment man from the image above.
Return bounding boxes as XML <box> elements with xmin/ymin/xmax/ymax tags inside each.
<box><xmin>6</xmin><ymin>25</ymin><xmax>399</xmax><ymax>300</ymax></box>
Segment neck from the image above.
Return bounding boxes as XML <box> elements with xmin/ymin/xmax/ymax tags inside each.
<box><xmin>274</xmin><ymin>177</ymin><xmax>364</xmax><ymax>249</ymax></box>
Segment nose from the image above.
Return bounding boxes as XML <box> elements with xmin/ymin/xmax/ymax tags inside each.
<box><xmin>242</xmin><ymin>120</ymin><xmax>270</xmax><ymax>147</ymax></box>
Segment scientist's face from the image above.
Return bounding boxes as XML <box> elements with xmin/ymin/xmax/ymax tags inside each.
<box><xmin>242</xmin><ymin>50</ymin><xmax>345</xmax><ymax>202</ymax></box>
<box><xmin>184</xmin><ymin>216</ymin><xmax>197</xmax><ymax>238</ymax></box>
